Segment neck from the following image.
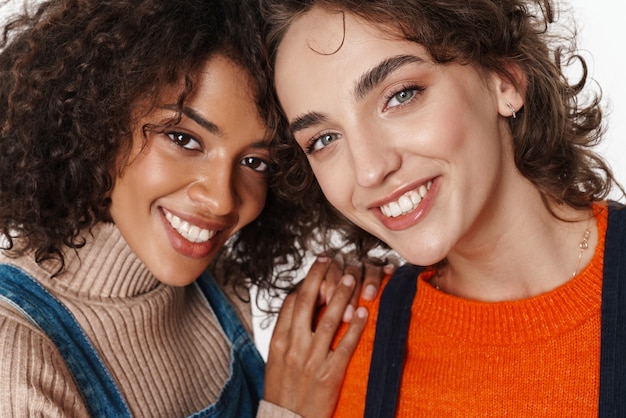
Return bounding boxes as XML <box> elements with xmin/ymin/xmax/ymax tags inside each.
<box><xmin>435</xmin><ymin>203</ymin><xmax>597</xmax><ymax>302</ymax></box>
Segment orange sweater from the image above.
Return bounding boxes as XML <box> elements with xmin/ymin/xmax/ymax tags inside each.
<box><xmin>333</xmin><ymin>206</ymin><xmax>607</xmax><ymax>417</ymax></box>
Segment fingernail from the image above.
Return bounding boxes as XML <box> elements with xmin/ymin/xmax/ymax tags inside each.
<box><xmin>383</xmin><ymin>264</ymin><xmax>395</xmax><ymax>274</ymax></box>
<box><xmin>343</xmin><ymin>305</ymin><xmax>354</xmax><ymax>322</ymax></box>
<box><xmin>356</xmin><ymin>306</ymin><xmax>368</xmax><ymax>319</ymax></box>
<box><xmin>317</xmin><ymin>256</ymin><xmax>330</xmax><ymax>263</ymax></box>
<box><xmin>342</xmin><ymin>274</ymin><xmax>355</xmax><ymax>287</ymax></box>
<box><xmin>362</xmin><ymin>284</ymin><xmax>377</xmax><ymax>301</ymax></box>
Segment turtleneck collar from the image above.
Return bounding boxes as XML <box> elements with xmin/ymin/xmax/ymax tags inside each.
<box><xmin>32</xmin><ymin>223</ymin><xmax>163</xmax><ymax>299</ymax></box>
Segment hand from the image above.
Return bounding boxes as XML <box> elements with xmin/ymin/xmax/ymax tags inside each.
<box><xmin>321</xmin><ymin>259</ymin><xmax>395</xmax><ymax>322</ymax></box>
<box><xmin>264</xmin><ymin>257</ymin><xmax>368</xmax><ymax>418</ymax></box>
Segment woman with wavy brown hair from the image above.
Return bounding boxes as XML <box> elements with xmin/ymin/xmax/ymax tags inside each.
<box><xmin>0</xmin><ymin>0</ymin><xmax>374</xmax><ymax>416</ymax></box>
<box><xmin>262</xmin><ymin>0</ymin><xmax>626</xmax><ymax>416</ymax></box>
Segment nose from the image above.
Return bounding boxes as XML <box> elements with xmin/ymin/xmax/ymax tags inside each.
<box><xmin>348</xmin><ymin>127</ymin><xmax>401</xmax><ymax>188</ymax></box>
<box><xmin>187</xmin><ymin>162</ymin><xmax>237</xmax><ymax>216</ymax></box>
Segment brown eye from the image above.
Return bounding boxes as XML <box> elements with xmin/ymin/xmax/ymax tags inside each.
<box><xmin>167</xmin><ymin>132</ymin><xmax>202</xmax><ymax>151</ymax></box>
<box><xmin>241</xmin><ymin>156</ymin><xmax>269</xmax><ymax>173</ymax></box>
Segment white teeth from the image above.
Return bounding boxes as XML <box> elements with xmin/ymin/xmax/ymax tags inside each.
<box><xmin>379</xmin><ymin>181</ymin><xmax>432</xmax><ymax>218</ymax></box>
<box><xmin>399</xmin><ymin>195</ymin><xmax>413</xmax><ymax>212</ymax></box>
<box><xmin>164</xmin><ymin>211</ymin><xmax>216</xmax><ymax>243</ymax></box>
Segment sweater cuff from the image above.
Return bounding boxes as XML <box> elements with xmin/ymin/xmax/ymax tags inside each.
<box><xmin>257</xmin><ymin>400</ymin><xmax>302</xmax><ymax>418</ymax></box>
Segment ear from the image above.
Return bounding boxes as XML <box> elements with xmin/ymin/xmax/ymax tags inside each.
<box><xmin>492</xmin><ymin>63</ymin><xmax>526</xmax><ymax>118</ymax></box>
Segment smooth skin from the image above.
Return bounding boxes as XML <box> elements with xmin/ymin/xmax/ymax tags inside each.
<box><xmin>274</xmin><ymin>7</ymin><xmax>597</xmax><ymax>303</ymax></box>
<box><xmin>265</xmin><ymin>256</ymin><xmax>370</xmax><ymax>417</ymax></box>
<box><xmin>109</xmin><ymin>55</ymin><xmax>269</xmax><ymax>286</ymax></box>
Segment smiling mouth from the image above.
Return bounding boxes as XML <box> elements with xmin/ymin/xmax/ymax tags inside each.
<box><xmin>379</xmin><ymin>180</ymin><xmax>433</xmax><ymax>218</ymax></box>
<box><xmin>164</xmin><ymin>211</ymin><xmax>217</xmax><ymax>243</ymax></box>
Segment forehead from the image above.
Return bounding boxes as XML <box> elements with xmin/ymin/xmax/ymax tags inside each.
<box><xmin>274</xmin><ymin>7</ymin><xmax>425</xmax><ymax>113</ymax></box>
<box><xmin>277</xmin><ymin>7</ymin><xmax>401</xmax><ymax>58</ymax></box>
<box><xmin>276</xmin><ymin>7</ymin><xmax>424</xmax><ymax>71</ymax></box>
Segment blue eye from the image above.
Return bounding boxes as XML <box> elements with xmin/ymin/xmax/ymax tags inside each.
<box><xmin>167</xmin><ymin>132</ymin><xmax>202</xmax><ymax>151</ymax></box>
<box><xmin>388</xmin><ymin>89</ymin><xmax>416</xmax><ymax>107</ymax></box>
<box><xmin>385</xmin><ymin>85</ymin><xmax>423</xmax><ymax>109</ymax></box>
<box><xmin>241</xmin><ymin>156</ymin><xmax>269</xmax><ymax>173</ymax></box>
<box><xmin>306</xmin><ymin>132</ymin><xmax>339</xmax><ymax>155</ymax></box>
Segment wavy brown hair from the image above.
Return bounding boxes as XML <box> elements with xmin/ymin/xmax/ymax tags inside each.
<box><xmin>0</xmin><ymin>0</ymin><xmax>309</xmax><ymax>295</ymax></box>
<box><xmin>263</xmin><ymin>0</ymin><xmax>624</xmax><ymax>257</ymax></box>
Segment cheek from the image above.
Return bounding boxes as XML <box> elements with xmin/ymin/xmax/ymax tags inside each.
<box><xmin>312</xmin><ymin>164</ymin><xmax>351</xmax><ymax>209</ymax></box>
<box><xmin>238</xmin><ymin>181</ymin><xmax>268</xmax><ymax>226</ymax></box>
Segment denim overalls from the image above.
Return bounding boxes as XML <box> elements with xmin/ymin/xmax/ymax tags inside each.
<box><xmin>0</xmin><ymin>264</ymin><xmax>265</xmax><ymax>417</ymax></box>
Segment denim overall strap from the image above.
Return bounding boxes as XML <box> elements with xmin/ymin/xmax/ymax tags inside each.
<box><xmin>364</xmin><ymin>263</ymin><xmax>423</xmax><ymax>418</ymax></box>
<box><xmin>189</xmin><ymin>272</ymin><xmax>265</xmax><ymax>418</ymax></box>
<box><xmin>599</xmin><ymin>203</ymin><xmax>626</xmax><ymax>417</ymax></box>
<box><xmin>0</xmin><ymin>264</ymin><xmax>132</xmax><ymax>418</ymax></box>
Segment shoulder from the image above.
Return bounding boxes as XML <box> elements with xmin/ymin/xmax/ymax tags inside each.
<box><xmin>0</xmin><ymin>301</ymin><xmax>90</xmax><ymax>416</ymax></box>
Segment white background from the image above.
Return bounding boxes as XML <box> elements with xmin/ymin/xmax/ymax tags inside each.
<box><xmin>567</xmin><ymin>0</ymin><xmax>625</xmax><ymax>199</ymax></box>
<box><xmin>2</xmin><ymin>0</ymin><xmax>624</xmax><ymax>358</ymax></box>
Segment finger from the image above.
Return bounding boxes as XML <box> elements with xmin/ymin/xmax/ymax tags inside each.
<box><xmin>383</xmin><ymin>263</ymin><xmax>397</xmax><ymax>276</ymax></box>
<box><xmin>330</xmin><ymin>306</ymin><xmax>368</xmax><ymax>366</ymax></box>
<box><xmin>342</xmin><ymin>262</ymin><xmax>364</xmax><ymax>316</ymax></box>
<box><xmin>361</xmin><ymin>263</ymin><xmax>384</xmax><ymax>301</ymax></box>
<box><xmin>290</xmin><ymin>257</ymin><xmax>332</xmax><ymax>332</ymax></box>
<box><xmin>268</xmin><ymin>258</ymin><xmax>333</xmax><ymax>367</ymax></box>
<box><xmin>271</xmin><ymin>257</ymin><xmax>330</xmax><ymax>345</ymax></box>
<box><xmin>310</xmin><ymin>274</ymin><xmax>357</xmax><ymax>356</ymax></box>
<box><xmin>271</xmin><ymin>291</ymin><xmax>297</xmax><ymax>340</ymax></box>
<box><xmin>323</xmin><ymin>258</ymin><xmax>344</xmax><ymax>305</ymax></box>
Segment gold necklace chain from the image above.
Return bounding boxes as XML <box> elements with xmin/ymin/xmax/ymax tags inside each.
<box><xmin>433</xmin><ymin>224</ymin><xmax>593</xmax><ymax>291</ymax></box>
<box><xmin>572</xmin><ymin>228</ymin><xmax>591</xmax><ymax>278</ymax></box>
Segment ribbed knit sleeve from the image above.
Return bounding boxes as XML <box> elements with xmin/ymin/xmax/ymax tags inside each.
<box><xmin>0</xmin><ymin>305</ymin><xmax>90</xmax><ymax>416</ymax></box>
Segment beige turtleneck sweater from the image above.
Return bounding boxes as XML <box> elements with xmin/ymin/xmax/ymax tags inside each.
<box><xmin>0</xmin><ymin>223</ymin><xmax>297</xmax><ymax>417</ymax></box>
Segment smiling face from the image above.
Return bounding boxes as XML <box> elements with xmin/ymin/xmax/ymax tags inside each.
<box><xmin>109</xmin><ymin>55</ymin><xmax>269</xmax><ymax>286</ymax></box>
<box><xmin>274</xmin><ymin>7</ymin><xmax>527</xmax><ymax>266</ymax></box>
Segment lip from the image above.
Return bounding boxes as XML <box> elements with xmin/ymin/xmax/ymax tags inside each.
<box><xmin>372</xmin><ymin>176</ymin><xmax>439</xmax><ymax>231</ymax></box>
<box><xmin>160</xmin><ymin>208</ymin><xmax>231</xmax><ymax>259</ymax></box>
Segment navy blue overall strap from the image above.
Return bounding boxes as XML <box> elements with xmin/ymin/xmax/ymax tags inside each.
<box><xmin>0</xmin><ymin>264</ymin><xmax>132</xmax><ymax>417</ymax></box>
<box><xmin>194</xmin><ymin>272</ymin><xmax>265</xmax><ymax>414</ymax></box>
<box><xmin>599</xmin><ymin>203</ymin><xmax>626</xmax><ymax>417</ymax></box>
<box><xmin>364</xmin><ymin>263</ymin><xmax>423</xmax><ymax>418</ymax></box>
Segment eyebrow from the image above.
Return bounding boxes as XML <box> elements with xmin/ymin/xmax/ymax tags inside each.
<box><xmin>163</xmin><ymin>104</ymin><xmax>221</xmax><ymax>135</ymax></box>
<box><xmin>160</xmin><ymin>104</ymin><xmax>269</xmax><ymax>149</ymax></box>
<box><xmin>182</xmin><ymin>106</ymin><xmax>221</xmax><ymax>135</ymax></box>
<box><xmin>290</xmin><ymin>111</ymin><xmax>329</xmax><ymax>135</ymax></box>
<box><xmin>289</xmin><ymin>54</ymin><xmax>424</xmax><ymax>134</ymax></box>
<box><xmin>353</xmin><ymin>54</ymin><xmax>424</xmax><ymax>101</ymax></box>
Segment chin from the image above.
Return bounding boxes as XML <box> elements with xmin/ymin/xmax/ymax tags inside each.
<box><xmin>149</xmin><ymin>264</ymin><xmax>207</xmax><ymax>287</ymax></box>
<box><xmin>156</xmin><ymin>274</ymin><xmax>202</xmax><ymax>287</ymax></box>
<box><xmin>397</xmin><ymin>245</ymin><xmax>448</xmax><ymax>268</ymax></box>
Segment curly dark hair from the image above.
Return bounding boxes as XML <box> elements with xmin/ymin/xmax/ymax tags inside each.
<box><xmin>262</xmin><ymin>0</ymin><xmax>625</xmax><ymax>257</ymax></box>
<box><xmin>0</xmin><ymin>0</ymin><xmax>309</xmax><ymax>294</ymax></box>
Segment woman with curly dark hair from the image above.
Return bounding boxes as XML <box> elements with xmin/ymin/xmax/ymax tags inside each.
<box><xmin>262</xmin><ymin>0</ymin><xmax>626</xmax><ymax>416</ymax></box>
<box><xmin>0</xmin><ymin>0</ymin><xmax>373</xmax><ymax>416</ymax></box>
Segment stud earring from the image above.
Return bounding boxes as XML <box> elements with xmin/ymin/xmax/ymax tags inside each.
<box><xmin>506</xmin><ymin>102</ymin><xmax>517</xmax><ymax>119</ymax></box>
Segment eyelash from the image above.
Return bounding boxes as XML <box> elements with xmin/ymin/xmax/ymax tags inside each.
<box><xmin>303</xmin><ymin>84</ymin><xmax>425</xmax><ymax>156</ymax></box>
<box><xmin>167</xmin><ymin>131</ymin><xmax>269</xmax><ymax>173</ymax></box>
<box><xmin>304</xmin><ymin>131</ymin><xmax>338</xmax><ymax>156</ymax></box>
<box><xmin>167</xmin><ymin>131</ymin><xmax>202</xmax><ymax>151</ymax></box>
<box><xmin>240</xmin><ymin>156</ymin><xmax>270</xmax><ymax>174</ymax></box>
<box><xmin>383</xmin><ymin>84</ymin><xmax>424</xmax><ymax>110</ymax></box>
